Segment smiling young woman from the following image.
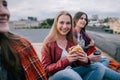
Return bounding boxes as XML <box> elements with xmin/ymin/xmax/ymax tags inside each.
<box><xmin>0</xmin><ymin>0</ymin><xmax>47</xmax><ymax>80</ymax></box>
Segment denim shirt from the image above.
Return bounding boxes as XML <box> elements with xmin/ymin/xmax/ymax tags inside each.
<box><xmin>0</xmin><ymin>47</ymin><xmax>7</xmax><ymax>80</ymax></box>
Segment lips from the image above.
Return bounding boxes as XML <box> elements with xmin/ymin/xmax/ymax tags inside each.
<box><xmin>0</xmin><ymin>18</ymin><xmax>8</xmax><ymax>23</ymax></box>
<box><xmin>0</xmin><ymin>15</ymin><xmax>9</xmax><ymax>23</ymax></box>
<box><xmin>0</xmin><ymin>17</ymin><xmax>9</xmax><ymax>27</ymax></box>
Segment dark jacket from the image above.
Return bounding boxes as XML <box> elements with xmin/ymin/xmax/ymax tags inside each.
<box><xmin>73</xmin><ymin>28</ymin><xmax>96</xmax><ymax>55</ymax></box>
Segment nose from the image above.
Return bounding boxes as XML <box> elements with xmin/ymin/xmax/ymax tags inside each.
<box><xmin>63</xmin><ymin>23</ymin><xmax>67</xmax><ymax>28</ymax></box>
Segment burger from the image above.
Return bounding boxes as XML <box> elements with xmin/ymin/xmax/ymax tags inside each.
<box><xmin>68</xmin><ymin>45</ymin><xmax>84</xmax><ymax>54</ymax></box>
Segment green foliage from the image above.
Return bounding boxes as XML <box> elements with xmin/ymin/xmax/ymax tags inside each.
<box><xmin>14</xmin><ymin>18</ymin><xmax>54</xmax><ymax>29</ymax></box>
<box><xmin>102</xmin><ymin>25</ymin><xmax>109</xmax><ymax>29</ymax></box>
<box><xmin>46</xmin><ymin>18</ymin><xmax>54</xmax><ymax>26</ymax></box>
<box><xmin>103</xmin><ymin>17</ymin><xmax>109</xmax><ymax>23</ymax></box>
<box><xmin>39</xmin><ymin>18</ymin><xmax>54</xmax><ymax>28</ymax></box>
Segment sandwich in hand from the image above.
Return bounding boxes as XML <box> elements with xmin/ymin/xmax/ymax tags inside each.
<box><xmin>68</xmin><ymin>45</ymin><xmax>84</xmax><ymax>54</ymax></box>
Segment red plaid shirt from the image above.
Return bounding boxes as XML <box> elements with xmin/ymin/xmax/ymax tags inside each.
<box><xmin>12</xmin><ymin>38</ymin><xmax>47</xmax><ymax>80</ymax></box>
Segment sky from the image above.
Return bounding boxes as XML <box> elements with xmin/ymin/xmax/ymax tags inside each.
<box><xmin>7</xmin><ymin>0</ymin><xmax>120</xmax><ymax>21</ymax></box>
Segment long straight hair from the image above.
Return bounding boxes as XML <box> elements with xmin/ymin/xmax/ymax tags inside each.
<box><xmin>43</xmin><ymin>11</ymin><xmax>76</xmax><ymax>46</ymax></box>
<box><xmin>0</xmin><ymin>32</ymin><xmax>26</xmax><ymax>79</ymax></box>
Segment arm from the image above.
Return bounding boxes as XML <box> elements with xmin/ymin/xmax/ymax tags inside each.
<box><xmin>14</xmin><ymin>38</ymin><xmax>47</xmax><ymax>80</ymax></box>
<box><xmin>41</xmin><ymin>43</ymin><xmax>70</xmax><ymax>76</ymax></box>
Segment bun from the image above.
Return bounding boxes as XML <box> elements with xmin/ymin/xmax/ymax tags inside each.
<box><xmin>68</xmin><ymin>45</ymin><xmax>83</xmax><ymax>54</ymax></box>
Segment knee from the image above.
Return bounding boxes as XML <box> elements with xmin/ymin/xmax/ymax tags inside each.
<box><xmin>101</xmin><ymin>58</ymin><xmax>110</xmax><ymax>63</ymax></box>
<box><xmin>92</xmin><ymin>62</ymin><xmax>105</xmax><ymax>70</ymax></box>
<box><xmin>49</xmin><ymin>69</ymin><xmax>82</xmax><ymax>80</ymax></box>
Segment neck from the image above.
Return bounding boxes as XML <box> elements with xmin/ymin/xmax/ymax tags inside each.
<box><xmin>57</xmin><ymin>35</ymin><xmax>67</xmax><ymax>48</ymax></box>
<box><xmin>75</xmin><ymin>26</ymin><xmax>82</xmax><ymax>33</ymax></box>
<box><xmin>57</xmin><ymin>34</ymin><xmax>66</xmax><ymax>41</ymax></box>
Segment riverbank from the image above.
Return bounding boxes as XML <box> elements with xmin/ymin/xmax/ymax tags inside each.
<box><xmin>11</xmin><ymin>28</ymin><xmax>120</xmax><ymax>62</ymax></box>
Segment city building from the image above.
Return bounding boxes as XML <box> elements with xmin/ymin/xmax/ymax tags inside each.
<box><xmin>108</xmin><ymin>18</ymin><xmax>120</xmax><ymax>34</ymax></box>
<box><xmin>9</xmin><ymin>19</ymin><xmax>41</xmax><ymax>29</ymax></box>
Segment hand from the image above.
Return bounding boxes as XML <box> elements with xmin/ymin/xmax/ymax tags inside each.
<box><xmin>88</xmin><ymin>53</ymin><xmax>101</xmax><ymax>62</ymax></box>
<box><xmin>77</xmin><ymin>51</ymin><xmax>89</xmax><ymax>63</ymax></box>
<box><xmin>67</xmin><ymin>50</ymin><xmax>79</xmax><ymax>63</ymax></box>
<box><xmin>67</xmin><ymin>50</ymin><xmax>89</xmax><ymax>63</ymax></box>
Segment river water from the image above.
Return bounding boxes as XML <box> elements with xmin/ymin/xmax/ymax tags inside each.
<box><xmin>10</xmin><ymin>28</ymin><xmax>120</xmax><ymax>44</ymax></box>
<box><xmin>10</xmin><ymin>29</ymin><xmax>50</xmax><ymax>43</ymax></box>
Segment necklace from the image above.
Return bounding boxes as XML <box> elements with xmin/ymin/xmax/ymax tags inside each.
<box><xmin>57</xmin><ymin>39</ymin><xmax>67</xmax><ymax>49</ymax></box>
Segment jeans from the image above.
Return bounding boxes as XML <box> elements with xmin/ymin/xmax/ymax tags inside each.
<box><xmin>49</xmin><ymin>68</ymin><xmax>82</xmax><ymax>80</ymax></box>
<box><xmin>73</xmin><ymin>62</ymin><xmax>105</xmax><ymax>80</ymax></box>
<box><xmin>103</xmin><ymin>66</ymin><xmax>120</xmax><ymax>80</ymax></box>
<box><xmin>49</xmin><ymin>62</ymin><xmax>105</xmax><ymax>80</ymax></box>
<box><xmin>98</xmin><ymin>57</ymin><xmax>110</xmax><ymax>67</ymax></box>
<box><xmin>94</xmin><ymin>58</ymin><xmax>120</xmax><ymax>80</ymax></box>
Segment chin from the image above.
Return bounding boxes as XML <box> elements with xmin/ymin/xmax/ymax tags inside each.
<box><xmin>0</xmin><ymin>25</ymin><xmax>9</xmax><ymax>33</ymax></box>
<box><xmin>62</xmin><ymin>33</ymin><xmax>68</xmax><ymax>36</ymax></box>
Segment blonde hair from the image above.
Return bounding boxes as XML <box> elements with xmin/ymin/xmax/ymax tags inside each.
<box><xmin>43</xmin><ymin>11</ymin><xmax>77</xmax><ymax>46</ymax></box>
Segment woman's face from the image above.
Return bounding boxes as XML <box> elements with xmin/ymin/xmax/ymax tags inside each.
<box><xmin>0</xmin><ymin>0</ymin><xmax>10</xmax><ymax>33</ymax></box>
<box><xmin>56</xmin><ymin>14</ymin><xmax>71</xmax><ymax>36</ymax></box>
<box><xmin>76</xmin><ymin>14</ymin><xmax>87</xmax><ymax>29</ymax></box>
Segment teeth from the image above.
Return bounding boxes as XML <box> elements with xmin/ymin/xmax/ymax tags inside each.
<box><xmin>0</xmin><ymin>20</ymin><xmax>7</xmax><ymax>23</ymax></box>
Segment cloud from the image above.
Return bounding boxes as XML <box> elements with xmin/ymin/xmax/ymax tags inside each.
<box><xmin>7</xmin><ymin>0</ymin><xmax>120</xmax><ymax>20</ymax></box>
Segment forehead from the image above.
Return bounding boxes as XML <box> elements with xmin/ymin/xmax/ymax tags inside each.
<box><xmin>58</xmin><ymin>14</ymin><xmax>71</xmax><ymax>21</ymax></box>
<box><xmin>0</xmin><ymin>0</ymin><xmax>3</xmax><ymax>2</ymax></box>
<box><xmin>0</xmin><ymin>0</ymin><xmax>5</xmax><ymax>3</ymax></box>
<box><xmin>81</xmin><ymin>14</ymin><xmax>86</xmax><ymax>18</ymax></box>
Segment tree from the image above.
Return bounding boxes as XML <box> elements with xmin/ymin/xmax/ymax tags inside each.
<box><xmin>39</xmin><ymin>18</ymin><xmax>54</xmax><ymax>28</ymax></box>
<box><xmin>103</xmin><ymin>17</ymin><xmax>109</xmax><ymax>23</ymax></box>
<box><xmin>46</xmin><ymin>18</ymin><xmax>54</xmax><ymax>26</ymax></box>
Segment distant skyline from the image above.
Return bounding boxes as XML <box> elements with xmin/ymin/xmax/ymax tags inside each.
<box><xmin>8</xmin><ymin>0</ymin><xmax>120</xmax><ymax>21</ymax></box>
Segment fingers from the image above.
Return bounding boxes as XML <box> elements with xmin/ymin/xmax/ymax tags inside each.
<box><xmin>68</xmin><ymin>50</ymin><xmax>77</xmax><ymax>55</ymax></box>
<box><xmin>67</xmin><ymin>54</ymin><xmax>79</xmax><ymax>63</ymax></box>
<box><xmin>78</xmin><ymin>56</ymin><xmax>88</xmax><ymax>63</ymax></box>
<box><xmin>68</xmin><ymin>50</ymin><xmax>88</xmax><ymax>63</ymax></box>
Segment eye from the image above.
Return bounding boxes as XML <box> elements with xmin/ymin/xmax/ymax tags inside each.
<box><xmin>2</xmin><ymin>0</ymin><xmax>7</xmax><ymax>7</ymax></box>
<box><xmin>66</xmin><ymin>22</ymin><xmax>71</xmax><ymax>25</ymax></box>
<box><xmin>80</xmin><ymin>17</ymin><xmax>87</xmax><ymax>21</ymax></box>
<box><xmin>59</xmin><ymin>21</ymin><xmax>64</xmax><ymax>24</ymax></box>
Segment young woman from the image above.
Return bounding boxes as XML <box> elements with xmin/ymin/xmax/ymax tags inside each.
<box><xmin>0</xmin><ymin>0</ymin><xmax>47</xmax><ymax>80</ymax></box>
<box><xmin>41</xmin><ymin>11</ymin><xmax>105</xmax><ymax>80</ymax></box>
<box><xmin>73</xmin><ymin>11</ymin><xmax>120</xmax><ymax>80</ymax></box>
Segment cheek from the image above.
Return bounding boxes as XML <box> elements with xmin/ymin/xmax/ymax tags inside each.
<box><xmin>76</xmin><ymin>21</ymin><xmax>80</xmax><ymax>26</ymax></box>
<box><xmin>56</xmin><ymin>23</ymin><xmax>61</xmax><ymax>30</ymax></box>
<box><xmin>68</xmin><ymin>25</ymin><xmax>71</xmax><ymax>30</ymax></box>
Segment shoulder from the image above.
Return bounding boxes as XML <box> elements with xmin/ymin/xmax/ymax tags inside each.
<box><xmin>81</xmin><ymin>30</ymin><xmax>91</xmax><ymax>40</ymax></box>
<box><xmin>20</xmin><ymin>37</ymin><xmax>31</xmax><ymax>45</ymax></box>
<box><xmin>45</xmin><ymin>41</ymin><xmax>57</xmax><ymax>48</ymax></box>
<box><xmin>67</xmin><ymin>39</ymin><xmax>76</xmax><ymax>48</ymax></box>
<box><xmin>12</xmin><ymin>37</ymin><xmax>32</xmax><ymax>52</ymax></box>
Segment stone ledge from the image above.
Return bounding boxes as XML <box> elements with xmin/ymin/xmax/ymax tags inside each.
<box><xmin>32</xmin><ymin>43</ymin><xmax>42</xmax><ymax>60</ymax></box>
<box><xmin>89</xmin><ymin>34</ymin><xmax>120</xmax><ymax>62</ymax></box>
<box><xmin>32</xmin><ymin>43</ymin><xmax>117</xmax><ymax>62</ymax></box>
